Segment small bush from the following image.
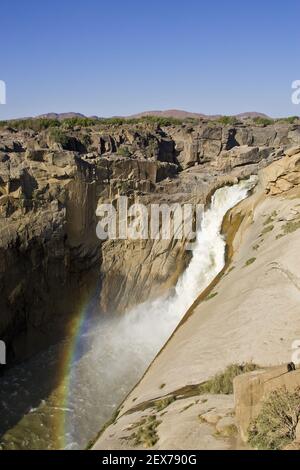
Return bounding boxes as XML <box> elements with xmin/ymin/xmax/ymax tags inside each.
<box><xmin>81</xmin><ymin>134</ymin><xmax>92</xmax><ymax>147</ymax></box>
<box><xmin>248</xmin><ymin>387</ymin><xmax>300</xmax><ymax>450</ymax></box>
<box><xmin>155</xmin><ymin>396</ymin><xmax>176</xmax><ymax>411</ymax></box>
<box><xmin>49</xmin><ymin>128</ymin><xmax>71</xmax><ymax>147</ymax></box>
<box><xmin>199</xmin><ymin>363</ymin><xmax>259</xmax><ymax>395</ymax></box>
<box><xmin>205</xmin><ymin>292</ymin><xmax>218</xmax><ymax>301</ymax></box>
<box><xmin>217</xmin><ymin>116</ymin><xmax>239</xmax><ymax>126</ymax></box>
<box><xmin>131</xmin><ymin>415</ymin><xmax>161</xmax><ymax>448</ymax></box>
<box><xmin>276</xmin><ymin>116</ymin><xmax>299</xmax><ymax>125</ymax></box>
<box><xmin>252</xmin><ymin>117</ymin><xmax>274</xmax><ymax>126</ymax></box>
<box><xmin>244</xmin><ymin>257</ymin><xmax>256</xmax><ymax>267</ymax></box>
<box><xmin>282</xmin><ymin>219</ymin><xmax>300</xmax><ymax>235</ymax></box>
<box><xmin>117</xmin><ymin>146</ymin><xmax>132</xmax><ymax>158</ymax></box>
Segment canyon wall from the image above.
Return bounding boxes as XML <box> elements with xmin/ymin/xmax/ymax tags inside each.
<box><xmin>0</xmin><ymin>120</ymin><xmax>299</xmax><ymax>360</ymax></box>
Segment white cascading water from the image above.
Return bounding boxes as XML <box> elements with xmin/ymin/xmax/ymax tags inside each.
<box><xmin>0</xmin><ymin>177</ymin><xmax>256</xmax><ymax>450</ymax></box>
<box><xmin>112</xmin><ymin>177</ymin><xmax>256</xmax><ymax>354</ymax></box>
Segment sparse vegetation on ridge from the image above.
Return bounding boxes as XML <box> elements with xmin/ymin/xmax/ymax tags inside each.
<box><xmin>252</xmin><ymin>117</ymin><xmax>274</xmax><ymax>126</ymax></box>
<box><xmin>276</xmin><ymin>116</ymin><xmax>300</xmax><ymax>125</ymax></box>
<box><xmin>216</xmin><ymin>116</ymin><xmax>239</xmax><ymax>126</ymax></box>
<box><xmin>129</xmin><ymin>415</ymin><xmax>161</xmax><ymax>448</ymax></box>
<box><xmin>198</xmin><ymin>363</ymin><xmax>259</xmax><ymax>395</ymax></box>
<box><xmin>1</xmin><ymin>114</ymin><xmax>298</xmax><ymax>133</ymax></box>
<box><xmin>0</xmin><ymin>115</ymin><xmax>187</xmax><ymax>131</ymax></box>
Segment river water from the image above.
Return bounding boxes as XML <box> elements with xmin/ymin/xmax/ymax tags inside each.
<box><xmin>0</xmin><ymin>177</ymin><xmax>255</xmax><ymax>450</ymax></box>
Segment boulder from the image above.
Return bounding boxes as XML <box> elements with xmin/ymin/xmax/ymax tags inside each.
<box><xmin>262</xmin><ymin>152</ymin><xmax>300</xmax><ymax>195</ymax></box>
<box><xmin>200</xmin><ymin>411</ymin><xmax>222</xmax><ymax>424</ymax></box>
<box><xmin>233</xmin><ymin>366</ymin><xmax>300</xmax><ymax>442</ymax></box>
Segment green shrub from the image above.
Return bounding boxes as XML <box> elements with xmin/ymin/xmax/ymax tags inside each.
<box><xmin>276</xmin><ymin>116</ymin><xmax>299</xmax><ymax>125</ymax></box>
<box><xmin>244</xmin><ymin>257</ymin><xmax>256</xmax><ymax>267</ymax></box>
<box><xmin>252</xmin><ymin>117</ymin><xmax>274</xmax><ymax>126</ymax></box>
<box><xmin>217</xmin><ymin>116</ymin><xmax>238</xmax><ymax>126</ymax></box>
<box><xmin>0</xmin><ymin>118</ymin><xmax>61</xmax><ymax>132</ymax></box>
<box><xmin>282</xmin><ymin>219</ymin><xmax>300</xmax><ymax>235</ymax></box>
<box><xmin>81</xmin><ymin>133</ymin><xmax>92</xmax><ymax>147</ymax></box>
<box><xmin>98</xmin><ymin>116</ymin><xmax>184</xmax><ymax>127</ymax></box>
<box><xmin>205</xmin><ymin>292</ymin><xmax>218</xmax><ymax>301</ymax></box>
<box><xmin>155</xmin><ymin>396</ymin><xmax>176</xmax><ymax>411</ymax></box>
<box><xmin>248</xmin><ymin>387</ymin><xmax>300</xmax><ymax>450</ymax></box>
<box><xmin>48</xmin><ymin>128</ymin><xmax>71</xmax><ymax>147</ymax></box>
<box><xmin>198</xmin><ymin>363</ymin><xmax>259</xmax><ymax>395</ymax></box>
<box><xmin>139</xmin><ymin>116</ymin><xmax>183</xmax><ymax>126</ymax></box>
<box><xmin>61</xmin><ymin>117</ymin><xmax>98</xmax><ymax>129</ymax></box>
<box><xmin>131</xmin><ymin>415</ymin><xmax>161</xmax><ymax>448</ymax></box>
<box><xmin>117</xmin><ymin>146</ymin><xmax>132</xmax><ymax>158</ymax></box>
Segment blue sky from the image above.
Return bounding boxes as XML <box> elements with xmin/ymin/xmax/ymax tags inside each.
<box><xmin>0</xmin><ymin>0</ymin><xmax>299</xmax><ymax>119</ymax></box>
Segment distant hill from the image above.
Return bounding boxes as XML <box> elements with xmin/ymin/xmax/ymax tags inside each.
<box><xmin>235</xmin><ymin>112</ymin><xmax>270</xmax><ymax>119</ymax></box>
<box><xmin>126</xmin><ymin>109</ymin><xmax>271</xmax><ymax>120</ymax></box>
<box><xmin>36</xmin><ymin>112</ymin><xmax>87</xmax><ymax>120</ymax></box>
<box><xmin>33</xmin><ymin>110</ymin><xmax>271</xmax><ymax>121</ymax></box>
<box><xmin>125</xmin><ymin>109</ymin><xmax>210</xmax><ymax>119</ymax></box>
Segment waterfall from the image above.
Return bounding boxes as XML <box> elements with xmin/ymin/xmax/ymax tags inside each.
<box><xmin>64</xmin><ymin>176</ymin><xmax>256</xmax><ymax>448</ymax></box>
<box><xmin>0</xmin><ymin>177</ymin><xmax>256</xmax><ymax>450</ymax></box>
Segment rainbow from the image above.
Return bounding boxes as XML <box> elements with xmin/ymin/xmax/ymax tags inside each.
<box><xmin>56</xmin><ymin>288</ymin><xmax>98</xmax><ymax>450</ymax></box>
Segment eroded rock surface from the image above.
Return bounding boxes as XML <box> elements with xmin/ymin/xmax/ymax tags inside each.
<box><xmin>0</xmin><ymin>120</ymin><xmax>299</xmax><ymax>361</ymax></box>
<box><xmin>93</xmin><ymin>149</ymin><xmax>300</xmax><ymax>450</ymax></box>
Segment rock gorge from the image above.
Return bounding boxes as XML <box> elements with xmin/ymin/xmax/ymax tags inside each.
<box><xmin>1</xmin><ymin>118</ymin><xmax>300</xmax><ymax>363</ymax></box>
<box><xmin>93</xmin><ymin>145</ymin><xmax>300</xmax><ymax>450</ymax></box>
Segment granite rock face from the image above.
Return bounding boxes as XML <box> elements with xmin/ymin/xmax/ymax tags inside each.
<box><xmin>92</xmin><ymin>148</ymin><xmax>300</xmax><ymax>450</ymax></box>
<box><xmin>0</xmin><ymin>120</ymin><xmax>299</xmax><ymax>360</ymax></box>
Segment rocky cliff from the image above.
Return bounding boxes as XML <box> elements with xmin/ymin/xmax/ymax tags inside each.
<box><xmin>92</xmin><ymin>145</ymin><xmax>300</xmax><ymax>450</ymax></box>
<box><xmin>0</xmin><ymin>118</ymin><xmax>299</xmax><ymax>361</ymax></box>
